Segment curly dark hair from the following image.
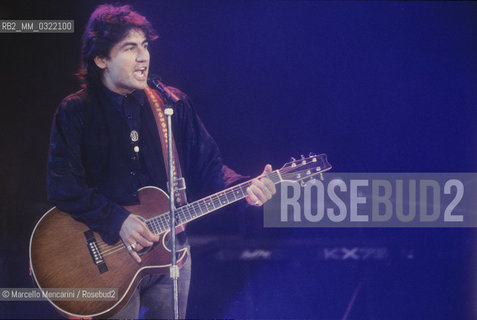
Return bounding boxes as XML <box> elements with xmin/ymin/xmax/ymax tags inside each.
<box><xmin>76</xmin><ymin>4</ymin><xmax>158</xmax><ymax>87</ymax></box>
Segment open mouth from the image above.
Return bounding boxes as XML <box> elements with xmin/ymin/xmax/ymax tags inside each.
<box><xmin>134</xmin><ymin>67</ymin><xmax>147</xmax><ymax>80</ymax></box>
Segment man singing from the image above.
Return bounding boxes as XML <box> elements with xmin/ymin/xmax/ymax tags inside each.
<box><xmin>47</xmin><ymin>4</ymin><xmax>275</xmax><ymax>319</ymax></box>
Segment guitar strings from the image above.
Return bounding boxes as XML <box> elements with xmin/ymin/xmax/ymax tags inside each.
<box><xmin>96</xmin><ymin>165</ymin><xmax>316</xmax><ymax>257</ymax></box>
<box><xmin>102</xmin><ymin>244</ymin><xmax>128</xmax><ymax>257</ymax></box>
<box><xmin>96</xmin><ymin>175</ymin><xmax>309</xmax><ymax>258</ymax></box>
<box><xmin>93</xmin><ymin>160</ymin><xmax>325</xmax><ymax>258</ymax></box>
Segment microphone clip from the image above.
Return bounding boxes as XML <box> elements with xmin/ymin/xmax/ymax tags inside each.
<box><xmin>147</xmin><ymin>75</ymin><xmax>184</xmax><ymax>107</ymax></box>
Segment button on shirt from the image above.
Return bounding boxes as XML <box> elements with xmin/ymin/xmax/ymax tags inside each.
<box><xmin>102</xmin><ymin>87</ymin><xmax>152</xmax><ymax>187</ymax></box>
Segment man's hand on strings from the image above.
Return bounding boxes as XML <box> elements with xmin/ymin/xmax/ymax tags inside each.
<box><xmin>246</xmin><ymin>164</ymin><xmax>276</xmax><ymax>207</ymax></box>
<box><xmin>120</xmin><ymin>214</ymin><xmax>160</xmax><ymax>263</ymax></box>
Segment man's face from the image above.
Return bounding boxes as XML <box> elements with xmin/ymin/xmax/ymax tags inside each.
<box><xmin>95</xmin><ymin>28</ymin><xmax>150</xmax><ymax>95</ymax></box>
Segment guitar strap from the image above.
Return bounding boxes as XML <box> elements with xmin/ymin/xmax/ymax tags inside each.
<box><xmin>144</xmin><ymin>87</ymin><xmax>187</xmax><ymax>232</ymax></box>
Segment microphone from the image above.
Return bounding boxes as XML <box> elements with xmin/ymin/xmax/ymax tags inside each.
<box><xmin>147</xmin><ymin>75</ymin><xmax>184</xmax><ymax>106</ymax></box>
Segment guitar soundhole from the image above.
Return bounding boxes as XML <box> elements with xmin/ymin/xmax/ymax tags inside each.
<box><xmin>164</xmin><ymin>233</ymin><xmax>188</xmax><ymax>252</ymax></box>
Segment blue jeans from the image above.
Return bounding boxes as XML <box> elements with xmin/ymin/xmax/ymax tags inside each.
<box><xmin>110</xmin><ymin>253</ymin><xmax>191</xmax><ymax>319</ymax></box>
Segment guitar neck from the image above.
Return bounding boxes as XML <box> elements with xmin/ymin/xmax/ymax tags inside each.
<box><xmin>145</xmin><ymin>153</ymin><xmax>330</xmax><ymax>235</ymax></box>
<box><xmin>145</xmin><ymin>171</ymin><xmax>283</xmax><ymax>235</ymax></box>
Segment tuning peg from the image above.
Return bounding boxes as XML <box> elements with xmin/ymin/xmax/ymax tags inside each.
<box><xmin>290</xmin><ymin>156</ymin><xmax>297</xmax><ymax>167</ymax></box>
<box><xmin>301</xmin><ymin>154</ymin><xmax>305</xmax><ymax>159</ymax></box>
<box><xmin>309</xmin><ymin>152</ymin><xmax>316</xmax><ymax>157</ymax></box>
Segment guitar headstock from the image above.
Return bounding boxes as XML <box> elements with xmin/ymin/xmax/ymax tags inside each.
<box><xmin>279</xmin><ymin>153</ymin><xmax>332</xmax><ymax>183</ymax></box>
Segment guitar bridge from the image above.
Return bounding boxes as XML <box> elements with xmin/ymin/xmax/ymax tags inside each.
<box><xmin>84</xmin><ymin>230</ymin><xmax>108</xmax><ymax>274</ymax></box>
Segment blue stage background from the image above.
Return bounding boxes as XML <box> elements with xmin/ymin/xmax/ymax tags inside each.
<box><xmin>0</xmin><ymin>1</ymin><xmax>476</xmax><ymax>319</ymax></box>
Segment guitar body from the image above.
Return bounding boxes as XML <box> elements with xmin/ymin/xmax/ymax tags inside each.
<box><xmin>29</xmin><ymin>153</ymin><xmax>331</xmax><ymax>318</ymax></box>
<box><xmin>29</xmin><ymin>186</ymin><xmax>188</xmax><ymax>318</ymax></box>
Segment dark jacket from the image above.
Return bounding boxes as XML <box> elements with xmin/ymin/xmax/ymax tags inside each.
<box><xmin>47</xmin><ymin>85</ymin><xmax>244</xmax><ymax>244</ymax></box>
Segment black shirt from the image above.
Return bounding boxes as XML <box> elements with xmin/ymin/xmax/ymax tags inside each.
<box><xmin>47</xmin><ymin>84</ymin><xmax>245</xmax><ymax>244</ymax></box>
<box><xmin>102</xmin><ymin>87</ymin><xmax>154</xmax><ymax>187</ymax></box>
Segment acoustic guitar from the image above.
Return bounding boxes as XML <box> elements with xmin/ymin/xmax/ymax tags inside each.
<box><xmin>29</xmin><ymin>154</ymin><xmax>331</xmax><ymax>318</ymax></box>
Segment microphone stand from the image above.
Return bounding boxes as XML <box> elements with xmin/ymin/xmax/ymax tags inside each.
<box><xmin>165</xmin><ymin>105</ymin><xmax>179</xmax><ymax>320</ymax></box>
<box><xmin>148</xmin><ymin>76</ymin><xmax>181</xmax><ymax>320</ymax></box>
